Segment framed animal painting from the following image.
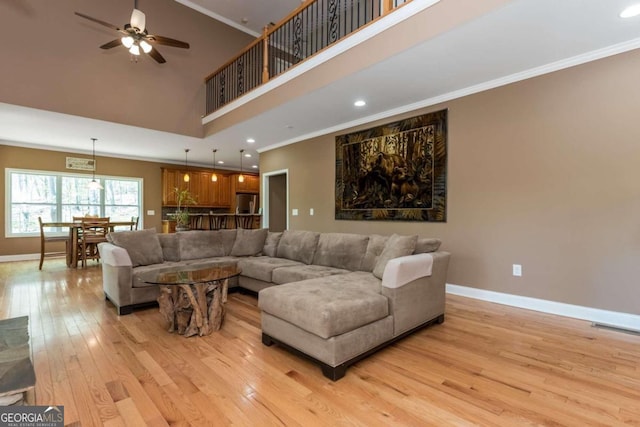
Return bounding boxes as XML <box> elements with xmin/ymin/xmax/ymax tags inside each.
<box><xmin>335</xmin><ymin>109</ymin><xmax>447</xmax><ymax>222</ymax></box>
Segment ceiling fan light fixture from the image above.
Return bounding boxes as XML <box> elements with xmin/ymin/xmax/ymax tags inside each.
<box><xmin>129</xmin><ymin>44</ymin><xmax>140</xmax><ymax>55</ymax></box>
<box><xmin>140</xmin><ymin>40</ymin><xmax>152</xmax><ymax>53</ymax></box>
<box><xmin>130</xmin><ymin>8</ymin><xmax>146</xmax><ymax>32</ymax></box>
<box><xmin>121</xmin><ymin>36</ymin><xmax>134</xmax><ymax>48</ymax></box>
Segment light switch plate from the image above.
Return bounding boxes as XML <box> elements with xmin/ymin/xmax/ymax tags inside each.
<box><xmin>147</xmin><ymin>210</ymin><xmax>155</xmax><ymax>215</ymax></box>
<box><xmin>292</xmin><ymin>209</ymin><xmax>299</xmax><ymax>216</ymax></box>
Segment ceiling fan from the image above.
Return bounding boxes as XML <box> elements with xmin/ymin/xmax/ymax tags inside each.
<box><xmin>75</xmin><ymin>0</ymin><xmax>190</xmax><ymax>64</ymax></box>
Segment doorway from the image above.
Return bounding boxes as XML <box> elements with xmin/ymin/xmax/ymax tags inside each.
<box><xmin>261</xmin><ymin>169</ymin><xmax>288</xmax><ymax>232</ymax></box>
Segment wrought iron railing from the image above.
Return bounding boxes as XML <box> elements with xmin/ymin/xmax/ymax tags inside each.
<box><xmin>204</xmin><ymin>0</ymin><xmax>411</xmax><ymax>115</ymax></box>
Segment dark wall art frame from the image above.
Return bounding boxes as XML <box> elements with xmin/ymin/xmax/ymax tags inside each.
<box><xmin>335</xmin><ymin>109</ymin><xmax>447</xmax><ymax>222</ymax></box>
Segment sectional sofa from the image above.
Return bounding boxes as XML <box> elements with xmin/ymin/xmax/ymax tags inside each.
<box><xmin>98</xmin><ymin>228</ymin><xmax>450</xmax><ymax>380</ymax></box>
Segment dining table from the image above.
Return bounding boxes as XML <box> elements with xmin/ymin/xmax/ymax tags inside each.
<box><xmin>41</xmin><ymin>220</ymin><xmax>136</xmax><ymax>268</ymax></box>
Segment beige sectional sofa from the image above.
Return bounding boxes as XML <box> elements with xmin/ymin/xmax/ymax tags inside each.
<box><xmin>98</xmin><ymin>228</ymin><xmax>450</xmax><ymax>380</ymax></box>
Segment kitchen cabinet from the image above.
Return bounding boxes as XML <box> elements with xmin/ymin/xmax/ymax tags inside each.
<box><xmin>162</xmin><ymin>168</ymin><xmax>232</xmax><ymax>208</ymax></box>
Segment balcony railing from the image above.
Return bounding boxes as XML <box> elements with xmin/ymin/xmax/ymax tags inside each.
<box><xmin>204</xmin><ymin>0</ymin><xmax>411</xmax><ymax>116</ymax></box>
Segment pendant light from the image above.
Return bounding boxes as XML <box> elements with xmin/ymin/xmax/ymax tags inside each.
<box><xmin>238</xmin><ymin>149</ymin><xmax>245</xmax><ymax>183</ymax></box>
<box><xmin>211</xmin><ymin>149</ymin><xmax>218</xmax><ymax>182</ymax></box>
<box><xmin>88</xmin><ymin>138</ymin><xmax>103</xmax><ymax>190</ymax></box>
<box><xmin>183</xmin><ymin>148</ymin><xmax>190</xmax><ymax>182</ymax></box>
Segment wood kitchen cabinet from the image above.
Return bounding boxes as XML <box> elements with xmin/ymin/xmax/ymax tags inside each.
<box><xmin>162</xmin><ymin>168</ymin><xmax>232</xmax><ymax>208</ymax></box>
<box><xmin>233</xmin><ymin>174</ymin><xmax>260</xmax><ymax>193</ymax></box>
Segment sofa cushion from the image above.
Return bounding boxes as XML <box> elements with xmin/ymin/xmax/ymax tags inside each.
<box><xmin>360</xmin><ymin>234</ymin><xmax>389</xmax><ymax>272</ymax></box>
<box><xmin>276</xmin><ymin>230</ymin><xmax>320</xmax><ymax>264</ymax></box>
<box><xmin>372</xmin><ymin>234</ymin><xmax>418</xmax><ymax>279</ymax></box>
<box><xmin>177</xmin><ymin>231</ymin><xmax>225</xmax><ymax>260</ymax></box>
<box><xmin>271</xmin><ymin>265</ymin><xmax>350</xmax><ymax>285</ymax></box>
<box><xmin>414</xmin><ymin>237</ymin><xmax>441</xmax><ymax>254</ymax></box>
<box><xmin>158</xmin><ymin>233</ymin><xmax>180</xmax><ymax>262</ymax></box>
<box><xmin>230</xmin><ymin>228</ymin><xmax>268</xmax><ymax>256</ymax></box>
<box><xmin>238</xmin><ymin>256</ymin><xmax>304</xmax><ymax>283</ymax></box>
<box><xmin>218</xmin><ymin>229</ymin><xmax>239</xmax><ymax>255</ymax></box>
<box><xmin>262</xmin><ymin>232</ymin><xmax>282</xmax><ymax>257</ymax></box>
<box><xmin>108</xmin><ymin>228</ymin><xmax>164</xmax><ymax>267</ymax></box>
<box><xmin>311</xmin><ymin>233</ymin><xmax>369</xmax><ymax>270</ymax></box>
<box><xmin>259</xmin><ymin>275</ymin><xmax>389</xmax><ymax>339</ymax></box>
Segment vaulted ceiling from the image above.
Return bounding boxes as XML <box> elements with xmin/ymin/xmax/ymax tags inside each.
<box><xmin>1</xmin><ymin>0</ymin><xmax>640</xmax><ymax>170</ymax></box>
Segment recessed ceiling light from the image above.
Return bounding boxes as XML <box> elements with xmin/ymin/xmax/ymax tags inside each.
<box><xmin>354</xmin><ymin>100</ymin><xmax>366</xmax><ymax>107</ymax></box>
<box><xmin>246</xmin><ymin>138</ymin><xmax>255</xmax><ymax>143</ymax></box>
<box><xmin>620</xmin><ymin>4</ymin><xmax>640</xmax><ymax>18</ymax></box>
<box><xmin>244</xmin><ymin>153</ymin><xmax>252</xmax><ymax>158</ymax></box>
<box><xmin>217</xmin><ymin>160</ymin><xmax>224</xmax><ymax>164</ymax></box>
<box><xmin>252</xmin><ymin>165</ymin><xmax>258</xmax><ymax>169</ymax></box>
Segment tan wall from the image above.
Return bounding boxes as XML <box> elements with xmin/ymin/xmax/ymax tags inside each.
<box><xmin>0</xmin><ymin>0</ymin><xmax>253</xmax><ymax>138</ymax></box>
<box><xmin>0</xmin><ymin>144</ymin><xmax>167</xmax><ymax>256</ymax></box>
<box><xmin>260</xmin><ymin>49</ymin><xmax>640</xmax><ymax>315</ymax></box>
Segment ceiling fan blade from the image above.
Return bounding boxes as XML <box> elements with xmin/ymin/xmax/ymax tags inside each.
<box><xmin>147</xmin><ymin>47</ymin><xmax>166</xmax><ymax>64</ymax></box>
<box><xmin>146</xmin><ymin>35</ymin><xmax>190</xmax><ymax>49</ymax></box>
<box><xmin>100</xmin><ymin>39</ymin><xmax>122</xmax><ymax>50</ymax></box>
<box><xmin>130</xmin><ymin>8</ymin><xmax>146</xmax><ymax>32</ymax></box>
<box><xmin>74</xmin><ymin>12</ymin><xmax>122</xmax><ymax>32</ymax></box>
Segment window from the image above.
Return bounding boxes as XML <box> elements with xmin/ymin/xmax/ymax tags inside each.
<box><xmin>6</xmin><ymin>169</ymin><xmax>142</xmax><ymax>237</ymax></box>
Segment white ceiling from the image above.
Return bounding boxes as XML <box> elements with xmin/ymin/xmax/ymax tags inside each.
<box><xmin>175</xmin><ymin>0</ymin><xmax>302</xmax><ymax>36</ymax></box>
<box><xmin>2</xmin><ymin>0</ymin><xmax>640</xmax><ymax>170</ymax></box>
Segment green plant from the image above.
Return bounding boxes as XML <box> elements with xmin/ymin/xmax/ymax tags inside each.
<box><xmin>173</xmin><ymin>187</ymin><xmax>196</xmax><ymax>228</ymax></box>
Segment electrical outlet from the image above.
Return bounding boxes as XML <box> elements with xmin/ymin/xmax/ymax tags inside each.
<box><xmin>309</xmin><ymin>208</ymin><xmax>314</xmax><ymax>216</ymax></box>
<box><xmin>512</xmin><ymin>264</ymin><xmax>522</xmax><ymax>277</ymax></box>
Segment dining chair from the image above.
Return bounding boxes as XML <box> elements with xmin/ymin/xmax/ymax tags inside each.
<box><xmin>78</xmin><ymin>217</ymin><xmax>110</xmax><ymax>268</ymax></box>
<box><xmin>130</xmin><ymin>216</ymin><xmax>139</xmax><ymax>230</ymax></box>
<box><xmin>38</xmin><ymin>217</ymin><xmax>69</xmax><ymax>270</ymax></box>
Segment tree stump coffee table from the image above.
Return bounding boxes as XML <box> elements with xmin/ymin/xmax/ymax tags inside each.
<box><xmin>146</xmin><ymin>264</ymin><xmax>241</xmax><ymax>337</ymax></box>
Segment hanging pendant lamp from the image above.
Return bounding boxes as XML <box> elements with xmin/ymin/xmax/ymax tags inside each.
<box><xmin>183</xmin><ymin>148</ymin><xmax>190</xmax><ymax>182</ymax></box>
<box><xmin>211</xmin><ymin>149</ymin><xmax>218</xmax><ymax>182</ymax></box>
<box><xmin>238</xmin><ymin>149</ymin><xmax>245</xmax><ymax>183</ymax></box>
<box><xmin>88</xmin><ymin>138</ymin><xmax>103</xmax><ymax>190</ymax></box>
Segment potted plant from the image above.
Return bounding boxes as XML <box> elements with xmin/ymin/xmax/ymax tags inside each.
<box><xmin>173</xmin><ymin>187</ymin><xmax>196</xmax><ymax>231</ymax></box>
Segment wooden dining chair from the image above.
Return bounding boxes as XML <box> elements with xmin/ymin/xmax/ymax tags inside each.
<box><xmin>130</xmin><ymin>216</ymin><xmax>139</xmax><ymax>230</ymax></box>
<box><xmin>78</xmin><ymin>217</ymin><xmax>110</xmax><ymax>267</ymax></box>
<box><xmin>38</xmin><ymin>217</ymin><xmax>69</xmax><ymax>270</ymax></box>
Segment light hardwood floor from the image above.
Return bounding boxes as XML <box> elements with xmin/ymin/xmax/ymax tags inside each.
<box><xmin>1</xmin><ymin>259</ymin><xmax>639</xmax><ymax>426</ymax></box>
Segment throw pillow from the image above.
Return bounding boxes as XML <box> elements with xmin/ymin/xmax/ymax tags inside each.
<box><xmin>372</xmin><ymin>234</ymin><xmax>418</xmax><ymax>279</ymax></box>
<box><xmin>230</xmin><ymin>228</ymin><xmax>269</xmax><ymax>256</ymax></box>
<box><xmin>109</xmin><ymin>228</ymin><xmax>164</xmax><ymax>267</ymax></box>
<box><xmin>276</xmin><ymin>230</ymin><xmax>320</xmax><ymax>264</ymax></box>
<box><xmin>158</xmin><ymin>233</ymin><xmax>180</xmax><ymax>262</ymax></box>
<box><xmin>262</xmin><ymin>232</ymin><xmax>282</xmax><ymax>257</ymax></box>
<box><xmin>414</xmin><ymin>237</ymin><xmax>442</xmax><ymax>254</ymax></box>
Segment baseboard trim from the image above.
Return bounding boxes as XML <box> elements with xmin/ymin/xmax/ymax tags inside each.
<box><xmin>446</xmin><ymin>283</ymin><xmax>640</xmax><ymax>333</ymax></box>
<box><xmin>0</xmin><ymin>253</ymin><xmax>40</xmax><ymax>263</ymax></box>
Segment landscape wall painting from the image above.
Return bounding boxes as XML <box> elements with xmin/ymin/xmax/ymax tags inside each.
<box><xmin>335</xmin><ymin>109</ymin><xmax>447</xmax><ymax>222</ymax></box>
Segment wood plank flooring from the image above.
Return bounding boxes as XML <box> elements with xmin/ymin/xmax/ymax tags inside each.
<box><xmin>1</xmin><ymin>259</ymin><xmax>639</xmax><ymax>426</ymax></box>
